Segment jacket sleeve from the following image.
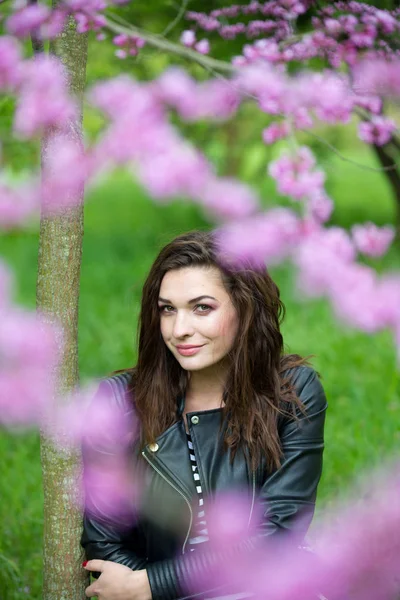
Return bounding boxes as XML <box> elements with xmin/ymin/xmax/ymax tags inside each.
<box><xmin>80</xmin><ymin>379</ymin><xmax>147</xmax><ymax>572</ymax></box>
<box><xmin>145</xmin><ymin>366</ymin><xmax>328</xmax><ymax>600</ymax></box>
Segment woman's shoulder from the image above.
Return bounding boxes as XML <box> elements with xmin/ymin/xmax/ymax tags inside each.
<box><xmin>95</xmin><ymin>371</ymin><xmax>134</xmax><ymax>413</ymax></box>
<box><xmin>282</xmin><ymin>364</ymin><xmax>328</xmax><ymax>414</ymax></box>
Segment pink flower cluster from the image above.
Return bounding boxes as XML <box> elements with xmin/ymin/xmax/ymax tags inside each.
<box><xmin>113</xmin><ymin>34</ymin><xmax>146</xmax><ymax>59</ymax></box>
<box><xmin>14</xmin><ymin>54</ymin><xmax>77</xmax><ymax>138</ymax></box>
<box><xmin>88</xmin><ymin>73</ymin><xmax>256</xmax><ymax>221</ymax></box>
<box><xmin>180</xmin><ymin>30</ymin><xmax>210</xmax><ymax>55</ymax></box>
<box><xmin>0</xmin><ymin>264</ymin><xmax>60</xmax><ymax>426</ymax></box>
<box><xmin>6</xmin><ymin>4</ymin><xmax>66</xmax><ymax>40</ymax></box>
<box><xmin>0</xmin><ymin>181</ymin><xmax>38</xmax><ymax>229</ymax></box>
<box><xmin>353</xmin><ymin>58</ymin><xmax>400</xmax><ymax>99</ymax></box>
<box><xmin>216</xmin><ymin>208</ymin><xmax>301</xmax><ymax>269</ymax></box>
<box><xmin>268</xmin><ymin>147</ymin><xmax>333</xmax><ymax>225</ymax></box>
<box><xmin>268</xmin><ymin>146</ymin><xmax>325</xmax><ymax>201</ymax></box>
<box><xmin>358</xmin><ymin>116</ymin><xmax>398</xmax><ymax>146</ymax></box>
<box><xmin>352</xmin><ymin>222</ymin><xmax>395</xmax><ymax>258</ymax></box>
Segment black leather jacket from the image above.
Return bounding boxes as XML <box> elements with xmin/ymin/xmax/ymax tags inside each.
<box><xmin>81</xmin><ymin>365</ymin><xmax>327</xmax><ymax>600</ymax></box>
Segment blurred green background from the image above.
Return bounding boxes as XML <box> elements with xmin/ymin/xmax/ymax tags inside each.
<box><xmin>1</xmin><ymin>1</ymin><xmax>400</xmax><ymax>598</ymax></box>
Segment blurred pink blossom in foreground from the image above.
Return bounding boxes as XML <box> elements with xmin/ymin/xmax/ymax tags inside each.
<box><xmin>183</xmin><ymin>468</ymin><xmax>400</xmax><ymax>600</ymax></box>
<box><xmin>0</xmin><ymin>299</ymin><xmax>59</xmax><ymax>426</ymax></box>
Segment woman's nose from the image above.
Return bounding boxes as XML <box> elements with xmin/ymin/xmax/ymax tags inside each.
<box><xmin>172</xmin><ymin>311</ymin><xmax>194</xmax><ymax>338</ymax></box>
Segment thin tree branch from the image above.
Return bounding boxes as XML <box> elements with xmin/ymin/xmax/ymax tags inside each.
<box><xmin>103</xmin><ymin>14</ymin><xmax>237</xmax><ymax>74</ymax></box>
<box><xmin>302</xmin><ymin>128</ymin><xmax>400</xmax><ymax>173</ymax></box>
<box><xmin>162</xmin><ymin>0</ymin><xmax>191</xmax><ymax>37</ymax></box>
<box><xmin>28</xmin><ymin>0</ymin><xmax>45</xmax><ymax>54</ymax></box>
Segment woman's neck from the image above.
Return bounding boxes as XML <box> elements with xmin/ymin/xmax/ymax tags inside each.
<box><xmin>184</xmin><ymin>366</ymin><xmax>227</xmax><ymax>412</ymax></box>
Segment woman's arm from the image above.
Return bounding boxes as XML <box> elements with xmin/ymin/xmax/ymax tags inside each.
<box><xmin>80</xmin><ymin>379</ymin><xmax>147</xmax><ymax>572</ymax></box>
<box><xmin>144</xmin><ymin>366</ymin><xmax>327</xmax><ymax>600</ymax></box>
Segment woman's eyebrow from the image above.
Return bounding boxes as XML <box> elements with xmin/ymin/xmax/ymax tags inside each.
<box><xmin>158</xmin><ymin>295</ymin><xmax>217</xmax><ymax>304</ymax></box>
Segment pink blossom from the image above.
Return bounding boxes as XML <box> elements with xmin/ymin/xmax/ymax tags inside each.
<box><xmin>0</xmin><ymin>36</ymin><xmax>23</xmax><ymax>91</ymax></box>
<box><xmin>353</xmin><ymin>59</ymin><xmax>400</xmax><ymax>99</ymax></box>
<box><xmin>81</xmin><ymin>458</ymin><xmax>138</xmax><ymax>526</ymax></box>
<box><xmin>268</xmin><ymin>147</ymin><xmax>325</xmax><ymax>201</ymax></box>
<box><xmin>14</xmin><ymin>55</ymin><xmax>77</xmax><ymax>137</ymax></box>
<box><xmin>184</xmin><ymin>466</ymin><xmax>400</xmax><ymax>600</ymax></box>
<box><xmin>154</xmin><ymin>68</ymin><xmax>239</xmax><ymax>121</ymax></box>
<box><xmin>262</xmin><ymin>121</ymin><xmax>290</xmax><ymax>144</ymax></box>
<box><xmin>0</xmin><ymin>310</ymin><xmax>59</xmax><ymax>426</ymax></box>
<box><xmin>373</xmin><ymin>276</ymin><xmax>400</xmax><ymax>330</ymax></box>
<box><xmin>136</xmin><ymin>143</ymin><xmax>210</xmax><ymax>200</ymax></box>
<box><xmin>75</xmin><ymin>12</ymin><xmax>106</xmax><ymax>33</ymax></box>
<box><xmin>216</xmin><ymin>208</ymin><xmax>301</xmax><ymax>269</ymax></box>
<box><xmin>40</xmin><ymin>9</ymin><xmax>66</xmax><ymax>39</ymax></box>
<box><xmin>48</xmin><ymin>383</ymin><xmax>137</xmax><ymax>452</ymax></box>
<box><xmin>89</xmin><ymin>76</ymin><xmax>143</xmax><ymax>119</ymax></box>
<box><xmin>307</xmin><ymin>192</ymin><xmax>334</xmax><ymax>223</ymax></box>
<box><xmin>115</xmin><ymin>49</ymin><xmax>128</xmax><ymax>60</ymax></box>
<box><xmin>0</xmin><ymin>261</ymin><xmax>12</xmax><ymax>311</ymax></box>
<box><xmin>352</xmin><ymin>95</ymin><xmax>382</xmax><ymax>115</ymax></box>
<box><xmin>6</xmin><ymin>4</ymin><xmax>51</xmax><ymax>38</ymax></box>
<box><xmin>299</xmin><ymin>71</ymin><xmax>353</xmax><ymax>123</ymax></box>
<box><xmin>153</xmin><ymin>68</ymin><xmax>198</xmax><ymax>118</ymax></box>
<box><xmin>0</xmin><ymin>182</ymin><xmax>39</xmax><ymax>229</ymax></box>
<box><xmin>41</xmin><ymin>134</ymin><xmax>88</xmax><ymax>212</ymax></box>
<box><xmin>180</xmin><ymin>30</ymin><xmax>196</xmax><ymax>47</ymax></box>
<box><xmin>235</xmin><ymin>64</ymin><xmax>287</xmax><ymax>116</ymax></box>
<box><xmin>358</xmin><ymin>116</ymin><xmax>397</xmax><ymax>146</ymax></box>
<box><xmin>293</xmin><ymin>107</ymin><xmax>314</xmax><ymax>129</ymax></box>
<box><xmin>63</xmin><ymin>0</ymin><xmax>106</xmax><ymax>13</ymax></box>
<box><xmin>112</xmin><ymin>33</ymin><xmax>145</xmax><ymax>56</ymax></box>
<box><xmin>352</xmin><ymin>222</ymin><xmax>395</xmax><ymax>257</ymax></box>
<box><xmin>295</xmin><ymin>227</ymin><xmax>356</xmax><ymax>297</ymax></box>
<box><xmin>200</xmin><ymin>177</ymin><xmax>259</xmax><ymax>221</ymax></box>
<box><xmin>194</xmin><ymin>39</ymin><xmax>210</xmax><ymax>55</ymax></box>
<box><xmin>330</xmin><ymin>263</ymin><xmax>381</xmax><ymax>332</ymax></box>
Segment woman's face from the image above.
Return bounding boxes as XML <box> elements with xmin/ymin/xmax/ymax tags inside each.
<box><xmin>158</xmin><ymin>266</ymin><xmax>239</xmax><ymax>373</ymax></box>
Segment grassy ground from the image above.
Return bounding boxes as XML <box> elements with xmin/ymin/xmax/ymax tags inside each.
<box><xmin>0</xmin><ymin>158</ymin><xmax>399</xmax><ymax>598</ymax></box>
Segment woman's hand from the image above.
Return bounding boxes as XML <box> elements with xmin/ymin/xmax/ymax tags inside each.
<box><xmin>84</xmin><ymin>560</ymin><xmax>152</xmax><ymax>600</ymax></box>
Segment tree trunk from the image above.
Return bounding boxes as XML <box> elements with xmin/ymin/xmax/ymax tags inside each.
<box><xmin>36</xmin><ymin>10</ymin><xmax>88</xmax><ymax>600</ymax></box>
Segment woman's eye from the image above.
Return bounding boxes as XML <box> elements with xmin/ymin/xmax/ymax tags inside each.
<box><xmin>195</xmin><ymin>304</ymin><xmax>212</xmax><ymax>313</ymax></box>
<box><xmin>159</xmin><ymin>305</ymin><xmax>174</xmax><ymax>313</ymax></box>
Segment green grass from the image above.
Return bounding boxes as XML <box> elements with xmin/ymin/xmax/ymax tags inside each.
<box><xmin>1</xmin><ymin>168</ymin><xmax>400</xmax><ymax>599</ymax></box>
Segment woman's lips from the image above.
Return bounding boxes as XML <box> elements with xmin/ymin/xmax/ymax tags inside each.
<box><xmin>176</xmin><ymin>345</ymin><xmax>204</xmax><ymax>356</ymax></box>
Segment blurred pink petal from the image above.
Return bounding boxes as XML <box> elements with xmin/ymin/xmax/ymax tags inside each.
<box><xmin>358</xmin><ymin>116</ymin><xmax>397</xmax><ymax>146</ymax></box>
<box><xmin>200</xmin><ymin>177</ymin><xmax>259</xmax><ymax>221</ymax></box>
<box><xmin>0</xmin><ymin>36</ymin><xmax>23</xmax><ymax>91</ymax></box>
<box><xmin>41</xmin><ymin>134</ymin><xmax>87</xmax><ymax>212</ymax></box>
<box><xmin>14</xmin><ymin>55</ymin><xmax>77</xmax><ymax>138</ymax></box>
<box><xmin>216</xmin><ymin>208</ymin><xmax>300</xmax><ymax>269</ymax></box>
<box><xmin>6</xmin><ymin>4</ymin><xmax>51</xmax><ymax>38</ymax></box>
<box><xmin>81</xmin><ymin>458</ymin><xmax>138</xmax><ymax>526</ymax></box>
<box><xmin>0</xmin><ymin>182</ymin><xmax>39</xmax><ymax>229</ymax></box>
<box><xmin>352</xmin><ymin>222</ymin><xmax>395</xmax><ymax>257</ymax></box>
<box><xmin>49</xmin><ymin>383</ymin><xmax>137</xmax><ymax>452</ymax></box>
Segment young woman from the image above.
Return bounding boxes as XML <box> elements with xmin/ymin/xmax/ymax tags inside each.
<box><xmin>81</xmin><ymin>230</ymin><xmax>328</xmax><ymax>600</ymax></box>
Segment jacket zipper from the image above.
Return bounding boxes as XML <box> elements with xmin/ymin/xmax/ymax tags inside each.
<box><xmin>141</xmin><ymin>450</ymin><xmax>193</xmax><ymax>555</ymax></box>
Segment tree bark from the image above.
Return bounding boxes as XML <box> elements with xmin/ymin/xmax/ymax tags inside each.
<box><xmin>36</xmin><ymin>9</ymin><xmax>88</xmax><ymax>600</ymax></box>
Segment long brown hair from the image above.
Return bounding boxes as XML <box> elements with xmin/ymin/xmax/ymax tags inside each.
<box><xmin>125</xmin><ymin>230</ymin><xmax>307</xmax><ymax>472</ymax></box>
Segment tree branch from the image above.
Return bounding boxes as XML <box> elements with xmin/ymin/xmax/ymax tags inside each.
<box><xmin>28</xmin><ymin>0</ymin><xmax>45</xmax><ymax>54</ymax></box>
<box><xmin>103</xmin><ymin>13</ymin><xmax>237</xmax><ymax>74</ymax></box>
<box><xmin>161</xmin><ymin>0</ymin><xmax>191</xmax><ymax>37</ymax></box>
